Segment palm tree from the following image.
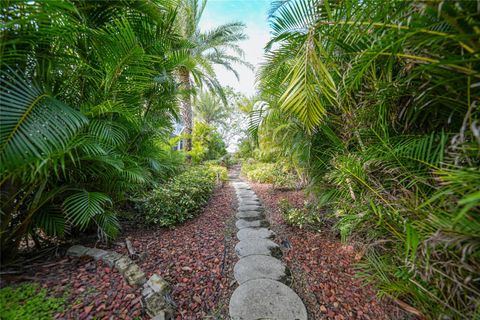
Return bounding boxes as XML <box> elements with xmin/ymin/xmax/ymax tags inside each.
<box><xmin>175</xmin><ymin>0</ymin><xmax>250</xmax><ymax>151</ymax></box>
<box><xmin>253</xmin><ymin>0</ymin><xmax>480</xmax><ymax>318</ymax></box>
<box><xmin>0</xmin><ymin>0</ymin><xmax>182</xmax><ymax>258</ymax></box>
<box><xmin>194</xmin><ymin>90</ymin><xmax>229</xmax><ymax>125</ymax></box>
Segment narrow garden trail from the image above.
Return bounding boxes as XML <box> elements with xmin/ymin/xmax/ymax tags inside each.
<box><xmin>1</xmin><ymin>168</ymin><xmax>408</xmax><ymax>320</ymax></box>
<box><xmin>229</xmin><ymin>168</ymin><xmax>307</xmax><ymax>319</ymax></box>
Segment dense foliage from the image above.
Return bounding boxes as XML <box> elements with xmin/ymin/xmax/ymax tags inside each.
<box><xmin>143</xmin><ymin>165</ymin><xmax>227</xmax><ymax>226</ymax></box>
<box><xmin>250</xmin><ymin>0</ymin><xmax>479</xmax><ymax>318</ymax></box>
<box><xmin>0</xmin><ymin>0</ymin><xmax>240</xmax><ymax>259</ymax></box>
<box><xmin>241</xmin><ymin>161</ymin><xmax>298</xmax><ymax>189</ymax></box>
<box><xmin>190</xmin><ymin>121</ymin><xmax>227</xmax><ymax>163</ymax></box>
<box><xmin>0</xmin><ymin>283</ymin><xmax>67</xmax><ymax>319</ymax></box>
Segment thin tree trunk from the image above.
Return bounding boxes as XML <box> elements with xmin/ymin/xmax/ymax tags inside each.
<box><xmin>178</xmin><ymin>67</ymin><xmax>193</xmax><ymax>152</ymax></box>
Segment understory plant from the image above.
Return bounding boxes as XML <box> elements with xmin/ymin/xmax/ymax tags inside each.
<box><xmin>278</xmin><ymin>199</ymin><xmax>322</xmax><ymax>230</ymax></box>
<box><xmin>241</xmin><ymin>160</ymin><xmax>299</xmax><ymax>189</ymax></box>
<box><xmin>0</xmin><ymin>283</ymin><xmax>67</xmax><ymax>319</ymax></box>
<box><xmin>143</xmin><ymin>165</ymin><xmax>226</xmax><ymax>226</ymax></box>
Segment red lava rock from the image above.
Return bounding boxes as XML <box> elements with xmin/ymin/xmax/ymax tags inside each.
<box><xmin>84</xmin><ymin>305</ymin><xmax>93</xmax><ymax>315</ymax></box>
<box><xmin>125</xmin><ymin>293</ymin><xmax>135</xmax><ymax>300</ymax></box>
<box><xmin>250</xmin><ymin>182</ymin><xmax>406</xmax><ymax>320</ymax></box>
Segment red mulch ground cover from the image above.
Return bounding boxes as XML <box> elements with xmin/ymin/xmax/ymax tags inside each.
<box><xmin>1</xmin><ymin>182</ymin><xmax>237</xmax><ymax>320</ymax></box>
<box><xmin>250</xmin><ymin>182</ymin><xmax>408</xmax><ymax>320</ymax></box>
<box><xmin>114</xmin><ymin>182</ymin><xmax>238</xmax><ymax>319</ymax></box>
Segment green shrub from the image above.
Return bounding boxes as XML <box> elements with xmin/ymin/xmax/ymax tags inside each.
<box><xmin>206</xmin><ymin>164</ymin><xmax>228</xmax><ymax>182</ymax></box>
<box><xmin>279</xmin><ymin>199</ymin><xmax>322</xmax><ymax>229</ymax></box>
<box><xmin>189</xmin><ymin>122</ymin><xmax>227</xmax><ymax>164</ymax></box>
<box><xmin>143</xmin><ymin>166</ymin><xmax>221</xmax><ymax>226</ymax></box>
<box><xmin>241</xmin><ymin>161</ymin><xmax>276</xmax><ymax>183</ymax></box>
<box><xmin>241</xmin><ymin>161</ymin><xmax>298</xmax><ymax>188</ymax></box>
<box><xmin>0</xmin><ymin>283</ymin><xmax>67</xmax><ymax>319</ymax></box>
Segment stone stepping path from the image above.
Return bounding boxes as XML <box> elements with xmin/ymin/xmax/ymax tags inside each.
<box><xmin>229</xmin><ymin>177</ymin><xmax>307</xmax><ymax>320</ymax></box>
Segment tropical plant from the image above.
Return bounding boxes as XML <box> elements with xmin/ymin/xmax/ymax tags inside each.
<box><xmin>175</xmin><ymin>0</ymin><xmax>250</xmax><ymax>151</ymax></box>
<box><xmin>194</xmin><ymin>90</ymin><xmax>230</xmax><ymax>125</ymax></box>
<box><xmin>254</xmin><ymin>0</ymin><xmax>480</xmax><ymax>318</ymax></box>
<box><xmin>142</xmin><ymin>165</ymin><xmax>225</xmax><ymax>226</ymax></box>
<box><xmin>190</xmin><ymin>121</ymin><xmax>227</xmax><ymax>163</ymax></box>
<box><xmin>0</xmin><ymin>0</ymin><xmax>182</xmax><ymax>258</ymax></box>
<box><xmin>0</xmin><ymin>282</ymin><xmax>68</xmax><ymax>319</ymax></box>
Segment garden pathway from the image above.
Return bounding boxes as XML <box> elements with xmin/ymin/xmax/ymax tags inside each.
<box><xmin>228</xmin><ymin>169</ymin><xmax>307</xmax><ymax>320</ymax></box>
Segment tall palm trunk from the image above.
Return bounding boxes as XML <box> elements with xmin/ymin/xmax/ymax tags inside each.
<box><xmin>178</xmin><ymin>66</ymin><xmax>193</xmax><ymax>152</ymax></box>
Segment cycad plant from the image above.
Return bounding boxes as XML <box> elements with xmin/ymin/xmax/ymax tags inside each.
<box><xmin>0</xmin><ymin>0</ymin><xmax>182</xmax><ymax>258</ymax></box>
<box><xmin>255</xmin><ymin>0</ymin><xmax>479</xmax><ymax>318</ymax></box>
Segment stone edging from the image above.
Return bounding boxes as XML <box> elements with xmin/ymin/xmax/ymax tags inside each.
<box><xmin>67</xmin><ymin>245</ymin><xmax>175</xmax><ymax>319</ymax></box>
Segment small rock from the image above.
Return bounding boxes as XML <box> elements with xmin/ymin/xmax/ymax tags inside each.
<box><xmin>84</xmin><ymin>305</ymin><xmax>93</xmax><ymax>315</ymax></box>
<box><xmin>66</xmin><ymin>245</ymin><xmax>88</xmax><ymax>257</ymax></box>
<box><xmin>320</xmin><ymin>305</ymin><xmax>327</xmax><ymax>313</ymax></box>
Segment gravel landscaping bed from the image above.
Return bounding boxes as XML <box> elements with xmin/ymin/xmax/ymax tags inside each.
<box><xmin>1</xmin><ymin>182</ymin><xmax>237</xmax><ymax>320</ymax></box>
<box><xmin>250</xmin><ymin>182</ymin><xmax>408</xmax><ymax>320</ymax></box>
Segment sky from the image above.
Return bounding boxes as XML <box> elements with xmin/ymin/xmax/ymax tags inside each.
<box><xmin>199</xmin><ymin>0</ymin><xmax>271</xmax><ymax>96</ymax></box>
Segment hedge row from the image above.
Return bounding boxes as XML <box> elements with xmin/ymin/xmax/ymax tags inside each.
<box><xmin>143</xmin><ymin>165</ymin><xmax>227</xmax><ymax>226</ymax></box>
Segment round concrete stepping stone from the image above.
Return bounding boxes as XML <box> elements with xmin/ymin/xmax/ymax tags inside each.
<box><xmin>236</xmin><ymin>219</ymin><xmax>270</xmax><ymax>229</ymax></box>
<box><xmin>237</xmin><ymin>227</ymin><xmax>275</xmax><ymax>241</ymax></box>
<box><xmin>238</xmin><ymin>204</ymin><xmax>262</xmax><ymax>212</ymax></box>
<box><xmin>237</xmin><ymin>196</ymin><xmax>259</xmax><ymax>203</ymax></box>
<box><xmin>234</xmin><ymin>255</ymin><xmax>288</xmax><ymax>284</ymax></box>
<box><xmin>233</xmin><ymin>183</ymin><xmax>250</xmax><ymax>190</ymax></box>
<box><xmin>236</xmin><ymin>210</ymin><xmax>264</xmax><ymax>220</ymax></box>
<box><xmin>235</xmin><ymin>238</ymin><xmax>281</xmax><ymax>258</ymax></box>
<box><xmin>237</xmin><ymin>190</ymin><xmax>256</xmax><ymax>196</ymax></box>
<box><xmin>238</xmin><ymin>199</ymin><xmax>260</xmax><ymax>206</ymax></box>
<box><xmin>229</xmin><ymin>279</ymin><xmax>307</xmax><ymax>320</ymax></box>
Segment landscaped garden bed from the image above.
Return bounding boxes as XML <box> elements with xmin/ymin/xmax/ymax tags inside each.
<box><xmin>249</xmin><ymin>182</ymin><xmax>407</xmax><ymax>320</ymax></box>
<box><xmin>0</xmin><ymin>180</ymin><xmax>237</xmax><ymax>319</ymax></box>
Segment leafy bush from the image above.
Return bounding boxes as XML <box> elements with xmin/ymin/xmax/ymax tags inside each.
<box><xmin>206</xmin><ymin>164</ymin><xmax>228</xmax><ymax>182</ymax></box>
<box><xmin>0</xmin><ymin>283</ymin><xmax>67</xmax><ymax>319</ymax></box>
<box><xmin>143</xmin><ymin>165</ymin><xmax>224</xmax><ymax>226</ymax></box>
<box><xmin>241</xmin><ymin>161</ymin><xmax>276</xmax><ymax>183</ymax></box>
<box><xmin>241</xmin><ymin>161</ymin><xmax>298</xmax><ymax>188</ymax></box>
<box><xmin>279</xmin><ymin>199</ymin><xmax>322</xmax><ymax>229</ymax></box>
<box><xmin>189</xmin><ymin>122</ymin><xmax>227</xmax><ymax>164</ymax></box>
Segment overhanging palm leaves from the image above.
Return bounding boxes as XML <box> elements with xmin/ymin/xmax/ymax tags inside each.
<box><xmin>256</xmin><ymin>0</ymin><xmax>480</xmax><ymax>318</ymax></box>
<box><xmin>0</xmin><ymin>0</ymin><xmax>183</xmax><ymax>258</ymax></box>
<box><xmin>0</xmin><ymin>70</ymin><xmax>88</xmax><ymax>175</ymax></box>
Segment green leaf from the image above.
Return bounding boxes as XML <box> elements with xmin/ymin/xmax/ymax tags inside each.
<box><xmin>63</xmin><ymin>191</ymin><xmax>112</xmax><ymax>230</ymax></box>
<box><xmin>0</xmin><ymin>70</ymin><xmax>88</xmax><ymax>173</ymax></box>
